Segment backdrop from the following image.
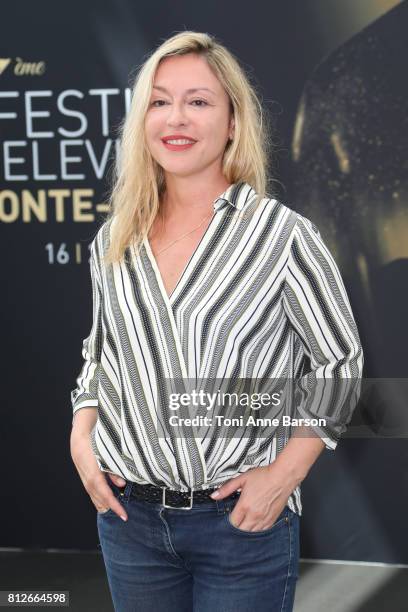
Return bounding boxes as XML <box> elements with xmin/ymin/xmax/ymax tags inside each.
<box><xmin>1</xmin><ymin>0</ymin><xmax>407</xmax><ymax>564</ymax></box>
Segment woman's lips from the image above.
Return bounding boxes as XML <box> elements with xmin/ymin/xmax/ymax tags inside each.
<box><xmin>162</xmin><ymin>140</ymin><xmax>197</xmax><ymax>151</ymax></box>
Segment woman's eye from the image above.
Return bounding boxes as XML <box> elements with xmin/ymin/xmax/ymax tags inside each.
<box><xmin>150</xmin><ymin>99</ymin><xmax>208</xmax><ymax>107</ymax></box>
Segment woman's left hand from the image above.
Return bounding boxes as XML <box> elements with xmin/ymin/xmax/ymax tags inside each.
<box><xmin>210</xmin><ymin>463</ymin><xmax>301</xmax><ymax>532</ymax></box>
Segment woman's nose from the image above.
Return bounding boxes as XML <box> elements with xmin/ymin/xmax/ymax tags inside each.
<box><xmin>166</xmin><ymin>102</ymin><xmax>188</xmax><ymax>125</ymax></box>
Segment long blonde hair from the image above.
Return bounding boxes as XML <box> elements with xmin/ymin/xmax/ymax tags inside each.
<box><xmin>102</xmin><ymin>30</ymin><xmax>275</xmax><ymax>266</ymax></box>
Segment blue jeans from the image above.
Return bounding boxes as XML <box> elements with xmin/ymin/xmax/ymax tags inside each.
<box><xmin>97</xmin><ymin>477</ymin><xmax>300</xmax><ymax>612</ymax></box>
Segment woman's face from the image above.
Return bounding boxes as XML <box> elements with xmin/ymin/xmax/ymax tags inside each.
<box><xmin>144</xmin><ymin>53</ymin><xmax>234</xmax><ymax>180</ymax></box>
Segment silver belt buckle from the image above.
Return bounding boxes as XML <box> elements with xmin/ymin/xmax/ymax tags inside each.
<box><xmin>162</xmin><ymin>487</ymin><xmax>193</xmax><ymax>510</ymax></box>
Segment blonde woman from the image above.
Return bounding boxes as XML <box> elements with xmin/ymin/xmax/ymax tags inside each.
<box><xmin>70</xmin><ymin>31</ymin><xmax>363</xmax><ymax>612</ymax></box>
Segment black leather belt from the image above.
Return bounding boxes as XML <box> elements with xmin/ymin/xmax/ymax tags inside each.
<box><xmin>126</xmin><ymin>481</ymin><xmax>241</xmax><ymax>510</ymax></box>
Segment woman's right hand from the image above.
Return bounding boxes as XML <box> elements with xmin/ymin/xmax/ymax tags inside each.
<box><xmin>70</xmin><ymin>428</ymin><xmax>128</xmax><ymax>521</ymax></box>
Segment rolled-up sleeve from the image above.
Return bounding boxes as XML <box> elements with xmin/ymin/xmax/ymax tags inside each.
<box><xmin>70</xmin><ymin>240</ymin><xmax>103</xmax><ymax>422</ymax></box>
<box><xmin>282</xmin><ymin>213</ymin><xmax>364</xmax><ymax>450</ymax></box>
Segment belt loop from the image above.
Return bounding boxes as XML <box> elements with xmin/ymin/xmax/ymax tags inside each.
<box><xmin>122</xmin><ymin>480</ymin><xmax>132</xmax><ymax>503</ymax></box>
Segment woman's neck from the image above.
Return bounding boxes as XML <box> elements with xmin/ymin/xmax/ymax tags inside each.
<box><xmin>160</xmin><ymin>176</ymin><xmax>231</xmax><ymax>221</ymax></box>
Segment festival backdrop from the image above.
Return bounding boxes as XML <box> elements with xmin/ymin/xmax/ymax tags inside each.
<box><xmin>1</xmin><ymin>0</ymin><xmax>407</xmax><ymax>564</ymax></box>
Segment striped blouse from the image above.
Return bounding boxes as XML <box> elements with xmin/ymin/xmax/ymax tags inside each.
<box><xmin>70</xmin><ymin>180</ymin><xmax>364</xmax><ymax>516</ymax></box>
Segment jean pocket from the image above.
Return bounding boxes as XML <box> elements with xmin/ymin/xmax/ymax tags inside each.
<box><xmin>225</xmin><ymin>504</ymin><xmax>289</xmax><ymax>536</ymax></box>
<box><xmin>97</xmin><ymin>477</ymin><xmax>126</xmax><ymax>517</ymax></box>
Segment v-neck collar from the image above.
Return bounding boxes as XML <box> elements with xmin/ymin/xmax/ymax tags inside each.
<box><xmin>143</xmin><ymin>180</ymin><xmax>253</xmax><ymax>308</ymax></box>
<box><xmin>143</xmin><ymin>212</ymin><xmax>215</xmax><ymax>307</ymax></box>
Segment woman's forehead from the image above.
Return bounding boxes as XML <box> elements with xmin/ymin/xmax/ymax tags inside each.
<box><xmin>154</xmin><ymin>55</ymin><xmax>222</xmax><ymax>90</ymax></box>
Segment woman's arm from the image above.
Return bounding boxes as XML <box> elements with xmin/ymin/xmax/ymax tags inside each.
<box><xmin>71</xmin><ymin>405</ymin><xmax>97</xmax><ymax>435</ymax></box>
<box><xmin>281</xmin><ymin>213</ymin><xmax>364</xmax><ymax>450</ymax></box>
<box><xmin>270</xmin><ymin>424</ymin><xmax>325</xmax><ymax>484</ymax></box>
<box><xmin>70</xmin><ymin>240</ymin><xmax>103</xmax><ymax>426</ymax></box>
<box><xmin>69</xmin><ymin>241</ymin><xmax>127</xmax><ymax>519</ymax></box>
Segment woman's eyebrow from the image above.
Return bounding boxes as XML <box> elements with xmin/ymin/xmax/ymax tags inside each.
<box><xmin>152</xmin><ymin>85</ymin><xmax>216</xmax><ymax>95</ymax></box>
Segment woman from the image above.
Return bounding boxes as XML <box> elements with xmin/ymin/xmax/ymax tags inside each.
<box><xmin>70</xmin><ymin>31</ymin><xmax>363</xmax><ymax>612</ymax></box>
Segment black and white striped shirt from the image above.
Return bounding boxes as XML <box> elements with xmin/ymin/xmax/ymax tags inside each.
<box><xmin>70</xmin><ymin>181</ymin><xmax>363</xmax><ymax>516</ymax></box>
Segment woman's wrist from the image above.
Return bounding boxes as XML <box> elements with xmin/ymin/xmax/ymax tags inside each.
<box><xmin>270</xmin><ymin>426</ymin><xmax>326</xmax><ymax>486</ymax></box>
<box><xmin>267</xmin><ymin>458</ymin><xmax>305</xmax><ymax>490</ymax></box>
